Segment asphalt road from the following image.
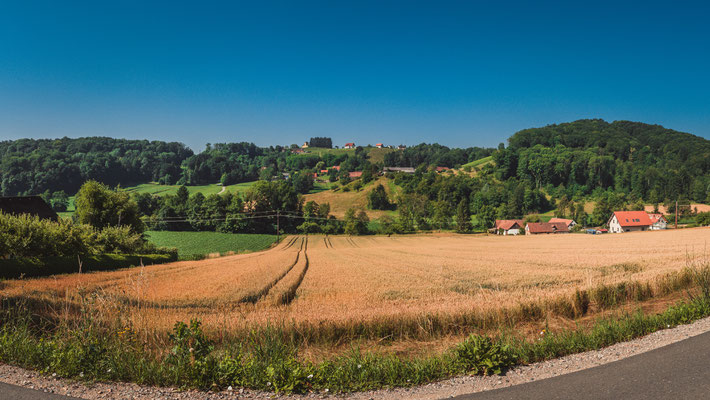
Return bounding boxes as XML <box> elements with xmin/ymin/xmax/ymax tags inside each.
<box><xmin>453</xmin><ymin>330</ymin><xmax>710</xmax><ymax>400</ymax></box>
<box><xmin>0</xmin><ymin>381</ymin><xmax>77</xmax><ymax>399</ymax></box>
<box><xmin>2</xmin><ymin>331</ymin><xmax>710</xmax><ymax>399</ymax></box>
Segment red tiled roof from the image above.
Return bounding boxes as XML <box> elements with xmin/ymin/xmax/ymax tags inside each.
<box><xmin>349</xmin><ymin>171</ymin><xmax>363</xmax><ymax>178</ymax></box>
<box><xmin>375</xmin><ymin>143</ymin><xmax>383</xmax><ymax>146</ymax></box>
<box><xmin>344</xmin><ymin>142</ymin><xmax>355</xmax><ymax>146</ymax></box>
<box><xmin>648</xmin><ymin>213</ymin><xmax>667</xmax><ymax>224</ymax></box>
<box><xmin>549</xmin><ymin>217</ymin><xmax>575</xmax><ymax>226</ymax></box>
<box><xmin>332</xmin><ymin>165</ymin><xmax>341</xmax><ymax>171</ymax></box>
<box><xmin>526</xmin><ymin>222</ymin><xmax>569</xmax><ymax>233</ymax></box>
<box><xmin>495</xmin><ymin>219</ymin><xmax>524</xmax><ymax>230</ymax></box>
<box><xmin>435</xmin><ymin>166</ymin><xmax>450</xmax><ymax>171</ymax></box>
<box><xmin>612</xmin><ymin>211</ymin><xmax>652</xmax><ymax>227</ymax></box>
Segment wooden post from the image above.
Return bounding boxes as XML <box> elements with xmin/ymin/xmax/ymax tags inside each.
<box><xmin>276</xmin><ymin>210</ymin><xmax>280</xmax><ymax>243</ymax></box>
<box><xmin>675</xmin><ymin>200</ymin><xmax>678</xmax><ymax>229</ymax></box>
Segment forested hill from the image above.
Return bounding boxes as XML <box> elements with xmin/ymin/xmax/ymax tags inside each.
<box><xmin>495</xmin><ymin>119</ymin><xmax>710</xmax><ymax>202</ymax></box>
<box><xmin>0</xmin><ymin>137</ymin><xmax>193</xmax><ymax>196</ymax></box>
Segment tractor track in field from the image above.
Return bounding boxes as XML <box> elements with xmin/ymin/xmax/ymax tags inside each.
<box><xmin>241</xmin><ymin>237</ymin><xmax>304</xmax><ymax>304</ymax></box>
<box><xmin>281</xmin><ymin>236</ymin><xmax>298</xmax><ymax>250</ymax></box>
<box><xmin>275</xmin><ymin>236</ymin><xmax>309</xmax><ymax>305</ymax></box>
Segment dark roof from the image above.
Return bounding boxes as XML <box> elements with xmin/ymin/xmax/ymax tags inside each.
<box><xmin>0</xmin><ymin>196</ymin><xmax>59</xmax><ymax>221</ymax></box>
<box><xmin>526</xmin><ymin>222</ymin><xmax>569</xmax><ymax>234</ymax></box>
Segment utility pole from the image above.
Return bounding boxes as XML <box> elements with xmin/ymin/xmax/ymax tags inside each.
<box><xmin>276</xmin><ymin>210</ymin><xmax>280</xmax><ymax>243</ymax></box>
<box><xmin>675</xmin><ymin>200</ymin><xmax>678</xmax><ymax>229</ymax></box>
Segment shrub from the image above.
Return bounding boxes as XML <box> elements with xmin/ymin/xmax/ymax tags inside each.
<box><xmin>454</xmin><ymin>334</ymin><xmax>515</xmax><ymax>375</ymax></box>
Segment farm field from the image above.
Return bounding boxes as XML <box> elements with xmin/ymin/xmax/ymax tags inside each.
<box><xmin>144</xmin><ymin>231</ymin><xmax>277</xmax><ymax>258</ymax></box>
<box><xmin>3</xmin><ymin>227</ymin><xmax>709</xmax><ymax>358</ymax></box>
<box><xmin>123</xmin><ymin>181</ymin><xmax>257</xmax><ymax>196</ymax></box>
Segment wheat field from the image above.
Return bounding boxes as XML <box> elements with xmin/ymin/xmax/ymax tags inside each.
<box><xmin>2</xmin><ymin>228</ymin><xmax>709</xmax><ymax>353</ymax></box>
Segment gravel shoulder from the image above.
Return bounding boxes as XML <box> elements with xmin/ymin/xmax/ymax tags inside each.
<box><xmin>3</xmin><ymin>315</ymin><xmax>710</xmax><ymax>400</ymax></box>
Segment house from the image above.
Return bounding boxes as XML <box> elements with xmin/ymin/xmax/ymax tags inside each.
<box><xmin>525</xmin><ymin>222</ymin><xmax>569</xmax><ymax>235</ymax></box>
<box><xmin>397</xmin><ymin>145</ymin><xmax>407</xmax><ymax>150</ymax></box>
<box><xmin>383</xmin><ymin>167</ymin><xmax>416</xmax><ymax>174</ymax></box>
<box><xmin>301</xmin><ymin>142</ymin><xmax>309</xmax><ymax>149</ymax></box>
<box><xmin>0</xmin><ymin>196</ymin><xmax>59</xmax><ymax>221</ymax></box>
<box><xmin>548</xmin><ymin>217</ymin><xmax>577</xmax><ymax>229</ymax></box>
<box><xmin>607</xmin><ymin>211</ymin><xmax>653</xmax><ymax>233</ymax></box>
<box><xmin>332</xmin><ymin>165</ymin><xmax>341</xmax><ymax>171</ymax></box>
<box><xmin>375</xmin><ymin>143</ymin><xmax>384</xmax><ymax>148</ymax></box>
<box><xmin>291</xmin><ymin>148</ymin><xmax>305</xmax><ymax>154</ymax></box>
<box><xmin>435</xmin><ymin>166</ymin><xmax>450</xmax><ymax>173</ymax></box>
<box><xmin>348</xmin><ymin>171</ymin><xmax>363</xmax><ymax>179</ymax></box>
<box><xmin>648</xmin><ymin>213</ymin><xmax>668</xmax><ymax>230</ymax></box>
<box><xmin>493</xmin><ymin>219</ymin><xmax>524</xmax><ymax>235</ymax></box>
<box><xmin>344</xmin><ymin>142</ymin><xmax>356</xmax><ymax>149</ymax></box>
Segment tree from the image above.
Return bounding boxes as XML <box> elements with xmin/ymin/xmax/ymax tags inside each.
<box><xmin>344</xmin><ymin>208</ymin><xmax>369</xmax><ymax>235</ymax></box>
<box><xmin>291</xmin><ymin>171</ymin><xmax>314</xmax><ymax>194</ymax></box>
<box><xmin>368</xmin><ymin>184</ymin><xmax>390</xmax><ymax>210</ymax></box>
<box><xmin>74</xmin><ymin>181</ymin><xmax>144</xmax><ymax>233</ymax></box>
<box><xmin>456</xmin><ymin>199</ymin><xmax>473</xmax><ymax>233</ymax></box>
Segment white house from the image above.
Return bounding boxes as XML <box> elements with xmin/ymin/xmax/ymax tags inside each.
<box><xmin>344</xmin><ymin>142</ymin><xmax>356</xmax><ymax>149</ymax></box>
<box><xmin>548</xmin><ymin>217</ymin><xmax>577</xmax><ymax>229</ymax></box>
<box><xmin>493</xmin><ymin>219</ymin><xmax>524</xmax><ymax>235</ymax></box>
<box><xmin>648</xmin><ymin>213</ymin><xmax>668</xmax><ymax>230</ymax></box>
<box><xmin>607</xmin><ymin>211</ymin><xmax>652</xmax><ymax>233</ymax></box>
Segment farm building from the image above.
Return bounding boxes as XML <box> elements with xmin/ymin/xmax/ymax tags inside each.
<box><xmin>607</xmin><ymin>211</ymin><xmax>653</xmax><ymax>233</ymax></box>
<box><xmin>344</xmin><ymin>142</ymin><xmax>356</xmax><ymax>149</ymax></box>
<box><xmin>302</xmin><ymin>142</ymin><xmax>309</xmax><ymax>148</ymax></box>
<box><xmin>648</xmin><ymin>213</ymin><xmax>668</xmax><ymax>230</ymax></box>
<box><xmin>375</xmin><ymin>143</ymin><xmax>384</xmax><ymax>148</ymax></box>
<box><xmin>383</xmin><ymin>167</ymin><xmax>416</xmax><ymax>174</ymax></box>
<box><xmin>525</xmin><ymin>222</ymin><xmax>569</xmax><ymax>235</ymax></box>
<box><xmin>435</xmin><ymin>166</ymin><xmax>450</xmax><ymax>172</ymax></box>
<box><xmin>0</xmin><ymin>196</ymin><xmax>59</xmax><ymax>221</ymax></box>
<box><xmin>348</xmin><ymin>171</ymin><xmax>363</xmax><ymax>179</ymax></box>
<box><xmin>397</xmin><ymin>145</ymin><xmax>407</xmax><ymax>150</ymax></box>
<box><xmin>493</xmin><ymin>219</ymin><xmax>524</xmax><ymax>235</ymax></box>
<box><xmin>548</xmin><ymin>217</ymin><xmax>577</xmax><ymax>229</ymax></box>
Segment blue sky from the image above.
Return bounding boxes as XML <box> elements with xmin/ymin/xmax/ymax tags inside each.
<box><xmin>1</xmin><ymin>1</ymin><xmax>708</xmax><ymax>152</ymax></box>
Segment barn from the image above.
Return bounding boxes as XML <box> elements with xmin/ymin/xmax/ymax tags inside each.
<box><xmin>525</xmin><ymin>222</ymin><xmax>569</xmax><ymax>235</ymax></box>
<box><xmin>0</xmin><ymin>196</ymin><xmax>59</xmax><ymax>221</ymax></box>
<box><xmin>548</xmin><ymin>217</ymin><xmax>577</xmax><ymax>229</ymax></box>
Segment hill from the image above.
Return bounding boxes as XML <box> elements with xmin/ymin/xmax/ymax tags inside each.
<box><xmin>304</xmin><ymin>176</ymin><xmax>399</xmax><ymax>219</ymax></box>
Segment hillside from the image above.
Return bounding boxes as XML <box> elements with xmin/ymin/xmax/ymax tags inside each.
<box><xmin>303</xmin><ymin>176</ymin><xmax>399</xmax><ymax>218</ymax></box>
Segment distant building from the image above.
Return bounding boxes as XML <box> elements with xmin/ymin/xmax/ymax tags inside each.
<box><xmin>291</xmin><ymin>148</ymin><xmax>305</xmax><ymax>154</ymax></box>
<box><xmin>647</xmin><ymin>213</ymin><xmax>668</xmax><ymax>230</ymax></box>
<box><xmin>302</xmin><ymin>142</ymin><xmax>309</xmax><ymax>148</ymax></box>
<box><xmin>607</xmin><ymin>211</ymin><xmax>652</xmax><ymax>233</ymax></box>
<box><xmin>383</xmin><ymin>167</ymin><xmax>415</xmax><ymax>174</ymax></box>
<box><xmin>525</xmin><ymin>222</ymin><xmax>569</xmax><ymax>235</ymax></box>
<box><xmin>493</xmin><ymin>219</ymin><xmax>524</xmax><ymax>235</ymax></box>
<box><xmin>375</xmin><ymin>143</ymin><xmax>384</xmax><ymax>148</ymax></box>
<box><xmin>348</xmin><ymin>171</ymin><xmax>363</xmax><ymax>179</ymax></box>
<box><xmin>435</xmin><ymin>166</ymin><xmax>450</xmax><ymax>172</ymax></box>
<box><xmin>548</xmin><ymin>217</ymin><xmax>577</xmax><ymax>229</ymax></box>
<box><xmin>397</xmin><ymin>145</ymin><xmax>407</xmax><ymax>150</ymax></box>
<box><xmin>0</xmin><ymin>196</ymin><xmax>59</xmax><ymax>221</ymax></box>
<box><xmin>344</xmin><ymin>142</ymin><xmax>356</xmax><ymax>149</ymax></box>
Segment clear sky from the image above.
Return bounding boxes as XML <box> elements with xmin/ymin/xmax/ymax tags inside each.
<box><xmin>1</xmin><ymin>1</ymin><xmax>708</xmax><ymax>152</ymax></box>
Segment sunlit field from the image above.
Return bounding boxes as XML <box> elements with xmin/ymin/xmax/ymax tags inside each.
<box><xmin>3</xmin><ymin>228</ymin><xmax>709</xmax><ymax>356</ymax></box>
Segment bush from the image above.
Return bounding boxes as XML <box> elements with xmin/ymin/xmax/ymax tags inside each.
<box><xmin>454</xmin><ymin>334</ymin><xmax>515</xmax><ymax>375</ymax></box>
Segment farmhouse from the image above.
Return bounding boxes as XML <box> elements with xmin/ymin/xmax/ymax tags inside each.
<box><xmin>348</xmin><ymin>171</ymin><xmax>363</xmax><ymax>179</ymax></box>
<box><xmin>344</xmin><ymin>142</ymin><xmax>356</xmax><ymax>149</ymax></box>
<box><xmin>548</xmin><ymin>217</ymin><xmax>577</xmax><ymax>229</ymax></box>
<box><xmin>525</xmin><ymin>222</ymin><xmax>569</xmax><ymax>235</ymax></box>
<box><xmin>493</xmin><ymin>219</ymin><xmax>524</xmax><ymax>235</ymax></box>
<box><xmin>302</xmin><ymin>142</ymin><xmax>309</xmax><ymax>149</ymax></box>
<box><xmin>607</xmin><ymin>211</ymin><xmax>653</xmax><ymax>233</ymax></box>
<box><xmin>648</xmin><ymin>213</ymin><xmax>668</xmax><ymax>230</ymax></box>
<box><xmin>375</xmin><ymin>143</ymin><xmax>384</xmax><ymax>148</ymax></box>
<box><xmin>397</xmin><ymin>145</ymin><xmax>407</xmax><ymax>150</ymax></box>
<box><xmin>0</xmin><ymin>196</ymin><xmax>59</xmax><ymax>221</ymax></box>
<box><xmin>435</xmin><ymin>166</ymin><xmax>450</xmax><ymax>172</ymax></box>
